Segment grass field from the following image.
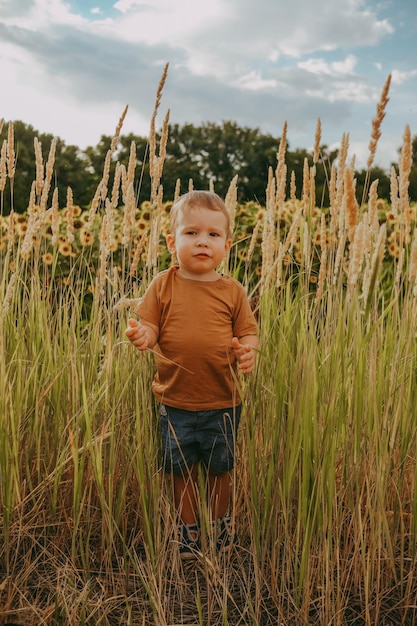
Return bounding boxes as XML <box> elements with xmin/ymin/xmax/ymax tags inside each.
<box><xmin>1</xmin><ymin>72</ymin><xmax>417</xmax><ymax>625</ymax></box>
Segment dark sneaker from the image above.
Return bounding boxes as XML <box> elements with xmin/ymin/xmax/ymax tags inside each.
<box><xmin>177</xmin><ymin>523</ymin><xmax>201</xmax><ymax>560</ymax></box>
<box><xmin>216</xmin><ymin>516</ymin><xmax>237</xmax><ymax>552</ymax></box>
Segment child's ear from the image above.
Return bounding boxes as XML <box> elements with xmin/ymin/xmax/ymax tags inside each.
<box><xmin>166</xmin><ymin>233</ymin><xmax>176</xmax><ymax>253</ymax></box>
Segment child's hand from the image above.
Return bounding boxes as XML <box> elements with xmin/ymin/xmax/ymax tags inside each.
<box><xmin>231</xmin><ymin>336</ymin><xmax>256</xmax><ymax>375</ymax></box>
<box><xmin>125</xmin><ymin>318</ymin><xmax>151</xmax><ymax>351</ymax></box>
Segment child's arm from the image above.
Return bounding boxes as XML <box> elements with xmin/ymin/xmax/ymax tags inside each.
<box><xmin>125</xmin><ymin>318</ymin><xmax>159</xmax><ymax>351</ymax></box>
<box><xmin>231</xmin><ymin>335</ymin><xmax>259</xmax><ymax>375</ymax></box>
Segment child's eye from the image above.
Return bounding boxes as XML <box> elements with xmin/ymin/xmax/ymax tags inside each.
<box><xmin>185</xmin><ymin>230</ymin><xmax>196</xmax><ymax>235</ymax></box>
<box><xmin>210</xmin><ymin>232</ymin><xmax>220</xmax><ymax>237</ymax></box>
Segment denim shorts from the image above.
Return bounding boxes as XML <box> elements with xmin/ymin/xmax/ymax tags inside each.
<box><xmin>159</xmin><ymin>404</ymin><xmax>242</xmax><ymax>475</ymax></box>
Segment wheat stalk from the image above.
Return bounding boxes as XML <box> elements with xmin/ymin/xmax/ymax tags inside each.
<box><xmin>408</xmin><ymin>229</ymin><xmax>417</xmax><ymax>285</ymax></box>
<box><xmin>6</xmin><ymin>121</ymin><xmax>15</xmax><ymax>179</ymax></box>
<box><xmin>1</xmin><ymin>272</ymin><xmax>17</xmax><ymax>318</ymax></box>
<box><xmin>313</xmin><ymin>117</ymin><xmax>322</xmax><ymax>165</ymax></box>
<box><xmin>129</xmin><ymin>232</ymin><xmax>148</xmax><ymax>277</ymax></box>
<box><xmin>389</xmin><ymin>165</ymin><xmax>399</xmax><ymax>216</ymax></box>
<box><xmin>126</xmin><ymin>141</ymin><xmax>137</xmax><ymax>187</ymax></box>
<box><xmin>275</xmin><ymin>120</ymin><xmax>288</xmax><ymax>215</ymax></box>
<box><xmin>20</xmin><ymin>182</ymin><xmax>39</xmax><ymax>259</ymax></box>
<box><xmin>261</xmin><ymin>168</ymin><xmax>276</xmax><ymax>281</ymax></box>
<box><xmin>149</xmin><ymin>64</ymin><xmax>169</xmax><ymax>204</ymax></box>
<box><xmin>51</xmin><ymin>187</ymin><xmax>60</xmax><ymax>246</ymax></box>
<box><xmin>290</xmin><ymin>170</ymin><xmax>296</xmax><ymax>201</ymax></box>
<box><xmin>110</xmin><ymin>104</ymin><xmax>128</xmax><ymax>154</ymax></box>
<box><xmin>344</xmin><ymin>167</ymin><xmax>358</xmax><ymax>242</ymax></box>
<box><xmin>0</xmin><ymin>140</ymin><xmax>6</xmax><ymax>192</ymax></box>
<box><xmin>368</xmin><ymin>179</ymin><xmax>380</xmax><ymax>235</ymax></box>
<box><xmin>347</xmin><ymin>219</ymin><xmax>367</xmax><ymax>289</ymax></box>
<box><xmin>66</xmin><ymin>187</ymin><xmax>75</xmax><ymax>244</ymax></box>
<box><xmin>367</xmin><ymin>74</ymin><xmax>391</xmax><ymax>170</ymax></box>
<box><xmin>225</xmin><ymin>174</ymin><xmax>238</xmax><ymax>233</ymax></box>
<box><xmin>174</xmin><ymin>178</ymin><xmax>181</xmax><ymax>203</ymax></box>
<box><xmin>302</xmin><ymin>157</ymin><xmax>310</xmax><ymax>215</ymax></box>
<box><xmin>40</xmin><ymin>137</ymin><xmax>57</xmax><ymax>214</ymax></box>
<box><xmin>34</xmin><ymin>137</ymin><xmax>44</xmax><ymax>197</ymax></box>
<box><xmin>121</xmin><ymin>182</ymin><xmax>136</xmax><ymax>247</ymax></box>
<box><xmin>110</xmin><ymin>161</ymin><xmax>122</xmax><ymax>209</ymax></box>
<box><xmin>399</xmin><ymin>124</ymin><xmax>412</xmax><ymax>242</ymax></box>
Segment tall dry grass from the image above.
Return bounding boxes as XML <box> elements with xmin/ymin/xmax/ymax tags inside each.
<box><xmin>1</xmin><ymin>73</ymin><xmax>417</xmax><ymax>625</ymax></box>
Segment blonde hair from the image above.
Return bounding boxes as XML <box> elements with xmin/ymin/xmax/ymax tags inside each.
<box><xmin>169</xmin><ymin>190</ymin><xmax>231</xmax><ymax>238</ymax></box>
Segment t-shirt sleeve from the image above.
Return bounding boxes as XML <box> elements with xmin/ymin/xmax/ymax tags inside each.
<box><xmin>232</xmin><ymin>283</ymin><xmax>258</xmax><ymax>338</ymax></box>
<box><xmin>135</xmin><ymin>276</ymin><xmax>162</xmax><ymax>328</ymax></box>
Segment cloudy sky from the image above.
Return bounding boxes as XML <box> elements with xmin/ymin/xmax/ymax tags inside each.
<box><xmin>0</xmin><ymin>0</ymin><xmax>416</xmax><ymax>170</ymax></box>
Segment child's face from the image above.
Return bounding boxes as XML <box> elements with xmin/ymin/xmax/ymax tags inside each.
<box><xmin>166</xmin><ymin>206</ymin><xmax>232</xmax><ymax>281</ymax></box>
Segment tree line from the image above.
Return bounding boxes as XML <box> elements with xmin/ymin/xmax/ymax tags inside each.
<box><xmin>1</xmin><ymin>120</ymin><xmax>416</xmax><ymax>215</ymax></box>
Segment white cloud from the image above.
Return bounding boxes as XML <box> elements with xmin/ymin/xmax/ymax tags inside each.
<box><xmin>299</xmin><ymin>55</ymin><xmax>357</xmax><ymax>77</ymax></box>
<box><xmin>0</xmin><ymin>0</ymin><xmax>413</xmax><ymax>171</ymax></box>
<box><xmin>391</xmin><ymin>68</ymin><xmax>417</xmax><ymax>85</ymax></box>
<box><xmin>234</xmin><ymin>71</ymin><xmax>277</xmax><ymax>91</ymax></box>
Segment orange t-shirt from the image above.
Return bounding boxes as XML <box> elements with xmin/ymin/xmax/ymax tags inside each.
<box><xmin>136</xmin><ymin>266</ymin><xmax>258</xmax><ymax>410</ymax></box>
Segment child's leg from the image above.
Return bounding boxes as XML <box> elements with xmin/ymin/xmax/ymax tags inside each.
<box><xmin>207</xmin><ymin>470</ymin><xmax>231</xmax><ymax>520</ymax></box>
<box><xmin>173</xmin><ymin>464</ymin><xmax>199</xmax><ymax>525</ymax></box>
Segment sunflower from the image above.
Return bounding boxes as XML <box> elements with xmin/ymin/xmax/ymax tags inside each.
<box><xmin>16</xmin><ymin>222</ymin><xmax>29</xmax><ymax>236</ymax></box>
<box><xmin>42</xmin><ymin>252</ymin><xmax>54</xmax><ymax>265</ymax></box>
<box><xmin>388</xmin><ymin>242</ymin><xmax>401</xmax><ymax>258</ymax></box>
<box><xmin>79</xmin><ymin>228</ymin><xmax>94</xmax><ymax>246</ymax></box>
<box><xmin>59</xmin><ymin>242</ymin><xmax>75</xmax><ymax>257</ymax></box>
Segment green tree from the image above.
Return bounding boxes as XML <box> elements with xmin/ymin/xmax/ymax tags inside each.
<box><xmin>159</xmin><ymin>121</ymin><xmax>280</xmax><ymax>204</ymax></box>
<box><xmin>0</xmin><ymin>121</ymin><xmax>91</xmax><ymax>215</ymax></box>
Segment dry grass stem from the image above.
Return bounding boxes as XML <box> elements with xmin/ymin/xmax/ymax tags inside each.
<box><xmin>121</xmin><ymin>182</ymin><xmax>136</xmax><ymax>247</ymax></box>
<box><xmin>105</xmin><ymin>198</ymin><xmax>115</xmax><ymax>250</ymax></box>
<box><xmin>6</xmin><ymin>121</ymin><xmax>16</xmax><ymax>179</ymax></box>
<box><xmin>348</xmin><ymin>219</ymin><xmax>367</xmax><ymax>288</ymax></box>
<box><xmin>276</xmin><ymin>163</ymin><xmax>287</xmax><ymax>216</ymax></box>
<box><xmin>277</xmin><ymin>121</ymin><xmax>288</xmax><ymax>167</ymax></box>
<box><xmin>51</xmin><ymin>187</ymin><xmax>60</xmax><ymax>246</ymax></box>
<box><xmin>149</xmin><ymin>64</ymin><xmax>169</xmax><ymax>202</ymax></box>
<box><xmin>130</xmin><ymin>232</ymin><xmax>148</xmax><ymax>277</ymax></box>
<box><xmin>390</xmin><ymin>165</ymin><xmax>399</xmax><ymax>216</ymax></box>
<box><xmin>261</xmin><ymin>170</ymin><xmax>276</xmax><ymax>280</ymax></box>
<box><xmin>399</xmin><ymin>124</ymin><xmax>412</xmax><ymax>240</ymax></box>
<box><xmin>313</xmin><ymin>118</ymin><xmax>322</xmax><ymax>164</ymax></box>
<box><xmin>110</xmin><ymin>161</ymin><xmax>122</xmax><ymax>209</ymax></box>
<box><xmin>225</xmin><ymin>174</ymin><xmax>238</xmax><ymax>233</ymax></box>
<box><xmin>367</xmin><ymin>74</ymin><xmax>391</xmax><ymax>170</ymax></box>
<box><xmin>302</xmin><ymin>157</ymin><xmax>310</xmax><ymax>214</ymax></box>
<box><xmin>1</xmin><ymin>271</ymin><xmax>16</xmax><ymax>317</ymax></box>
<box><xmin>315</xmin><ymin>244</ymin><xmax>328</xmax><ymax>304</ymax></box>
<box><xmin>40</xmin><ymin>137</ymin><xmax>57</xmax><ymax>214</ymax></box>
<box><xmin>408</xmin><ymin>228</ymin><xmax>417</xmax><ymax>284</ymax></box>
<box><xmin>66</xmin><ymin>186</ymin><xmax>75</xmax><ymax>244</ymax></box>
<box><xmin>126</xmin><ymin>141</ymin><xmax>137</xmax><ymax>186</ymax></box>
<box><xmin>345</xmin><ymin>167</ymin><xmax>359</xmax><ymax>242</ymax></box>
<box><xmin>20</xmin><ymin>183</ymin><xmax>39</xmax><ymax>259</ymax></box>
<box><xmin>174</xmin><ymin>178</ymin><xmax>181</xmax><ymax>203</ymax></box>
<box><xmin>290</xmin><ymin>170</ymin><xmax>297</xmax><ymax>201</ymax></box>
<box><xmin>150</xmin><ymin>109</ymin><xmax>170</xmax><ymax>205</ymax></box>
<box><xmin>34</xmin><ymin>137</ymin><xmax>44</xmax><ymax>197</ymax></box>
<box><xmin>110</xmin><ymin>104</ymin><xmax>128</xmax><ymax>153</ymax></box>
<box><xmin>362</xmin><ymin>223</ymin><xmax>386</xmax><ymax>304</ymax></box>
<box><xmin>0</xmin><ymin>139</ymin><xmax>7</xmax><ymax>192</ymax></box>
<box><xmin>368</xmin><ymin>179</ymin><xmax>379</xmax><ymax>235</ymax></box>
<box><xmin>100</xmin><ymin>150</ymin><xmax>112</xmax><ymax>202</ymax></box>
